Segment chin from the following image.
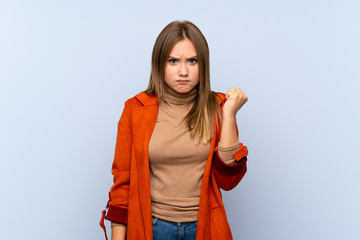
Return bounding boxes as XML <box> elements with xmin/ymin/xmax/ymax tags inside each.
<box><xmin>176</xmin><ymin>89</ymin><xmax>191</xmax><ymax>94</ymax></box>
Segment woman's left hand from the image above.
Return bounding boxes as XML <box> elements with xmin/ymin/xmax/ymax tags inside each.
<box><xmin>223</xmin><ymin>88</ymin><xmax>248</xmax><ymax>117</ymax></box>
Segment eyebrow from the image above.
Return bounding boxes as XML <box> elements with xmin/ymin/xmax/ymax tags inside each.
<box><xmin>168</xmin><ymin>56</ymin><xmax>198</xmax><ymax>59</ymax></box>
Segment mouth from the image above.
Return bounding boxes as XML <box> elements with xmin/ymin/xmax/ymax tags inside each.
<box><xmin>176</xmin><ymin>80</ymin><xmax>190</xmax><ymax>84</ymax></box>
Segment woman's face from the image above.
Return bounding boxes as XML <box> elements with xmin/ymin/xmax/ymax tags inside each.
<box><xmin>164</xmin><ymin>38</ymin><xmax>199</xmax><ymax>94</ymax></box>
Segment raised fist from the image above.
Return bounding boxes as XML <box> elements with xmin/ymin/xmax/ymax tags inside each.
<box><xmin>223</xmin><ymin>88</ymin><xmax>248</xmax><ymax>116</ymax></box>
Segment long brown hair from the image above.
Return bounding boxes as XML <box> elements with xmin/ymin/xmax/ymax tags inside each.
<box><xmin>144</xmin><ymin>20</ymin><xmax>221</xmax><ymax>144</ymax></box>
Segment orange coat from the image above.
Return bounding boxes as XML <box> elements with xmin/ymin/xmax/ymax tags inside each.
<box><xmin>100</xmin><ymin>92</ymin><xmax>248</xmax><ymax>240</ymax></box>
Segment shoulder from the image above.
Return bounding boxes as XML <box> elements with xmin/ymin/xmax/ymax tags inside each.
<box><xmin>124</xmin><ymin>92</ymin><xmax>158</xmax><ymax>109</ymax></box>
<box><xmin>213</xmin><ymin>92</ymin><xmax>227</xmax><ymax>106</ymax></box>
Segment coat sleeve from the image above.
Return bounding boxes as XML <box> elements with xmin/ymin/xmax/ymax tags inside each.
<box><xmin>212</xmin><ymin>143</ymin><xmax>248</xmax><ymax>191</ymax></box>
<box><xmin>104</xmin><ymin>101</ymin><xmax>133</xmax><ymax>224</ymax></box>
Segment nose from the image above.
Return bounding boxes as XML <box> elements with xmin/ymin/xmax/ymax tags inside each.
<box><xmin>178</xmin><ymin>61</ymin><xmax>188</xmax><ymax>77</ymax></box>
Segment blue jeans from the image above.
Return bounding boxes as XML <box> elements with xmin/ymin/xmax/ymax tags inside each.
<box><xmin>152</xmin><ymin>216</ymin><xmax>197</xmax><ymax>240</ymax></box>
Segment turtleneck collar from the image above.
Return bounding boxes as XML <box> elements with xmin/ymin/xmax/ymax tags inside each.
<box><xmin>162</xmin><ymin>85</ymin><xmax>197</xmax><ymax>105</ymax></box>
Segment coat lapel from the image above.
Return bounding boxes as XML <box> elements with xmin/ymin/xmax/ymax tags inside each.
<box><xmin>131</xmin><ymin>93</ymin><xmax>158</xmax><ymax>239</ymax></box>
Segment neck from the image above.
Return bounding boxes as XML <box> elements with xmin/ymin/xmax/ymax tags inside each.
<box><xmin>162</xmin><ymin>85</ymin><xmax>197</xmax><ymax>105</ymax></box>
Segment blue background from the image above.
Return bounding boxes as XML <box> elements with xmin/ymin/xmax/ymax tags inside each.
<box><xmin>1</xmin><ymin>0</ymin><xmax>359</xmax><ymax>239</ymax></box>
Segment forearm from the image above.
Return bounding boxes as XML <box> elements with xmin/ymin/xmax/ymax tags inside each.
<box><xmin>218</xmin><ymin>113</ymin><xmax>238</xmax><ymax>148</ymax></box>
<box><xmin>111</xmin><ymin>223</ymin><xmax>127</xmax><ymax>240</ymax></box>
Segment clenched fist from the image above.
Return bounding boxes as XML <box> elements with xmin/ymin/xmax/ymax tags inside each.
<box><xmin>222</xmin><ymin>88</ymin><xmax>248</xmax><ymax>117</ymax></box>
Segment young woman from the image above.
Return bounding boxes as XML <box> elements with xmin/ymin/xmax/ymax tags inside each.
<box><xmin>100</xmin><ymin>20</ymin><xmax>248</xmax><ymax>240</ymax></box>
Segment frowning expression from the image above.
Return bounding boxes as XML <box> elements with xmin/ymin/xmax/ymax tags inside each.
<box><xmin>164</xmin><ymin>38</ymin><xmax>199</xmax><ymax>94</ymax></box>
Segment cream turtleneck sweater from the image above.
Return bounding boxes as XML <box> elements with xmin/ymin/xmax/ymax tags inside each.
<box><xmin>148</xmin><ymin>87</ymin><xmax>239</xmax><ymax>223</ymax></box>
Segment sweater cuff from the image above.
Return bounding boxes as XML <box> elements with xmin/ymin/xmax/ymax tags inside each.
<box><xmin>217</xmin><ymin>141</ymin><xmax>240</xmax><ymax>165</ymax></box>
<box><xmin>213</xmin><ymin>143</ymin><xmax>248</xmax><ymax>176</ymax></box>
<box><xmin>104</xmin><ymin>205</ymin><xmax>128</xmax><ymax>224</ymax></box>
<box><xmin>111</xmin><ymin>222</ymin><xmax>127</xmax><ymax>228</ymax></box>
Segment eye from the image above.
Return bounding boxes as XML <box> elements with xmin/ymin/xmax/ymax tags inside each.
<box><xmin>188</xmin><ymin>58</ymin><xmax>198</xmax><ymax>64</ymax></box>
<box><xmin>168</xmin><ymin>58</ymin><xmax>179</xmax><ymax>64</ymax></box>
